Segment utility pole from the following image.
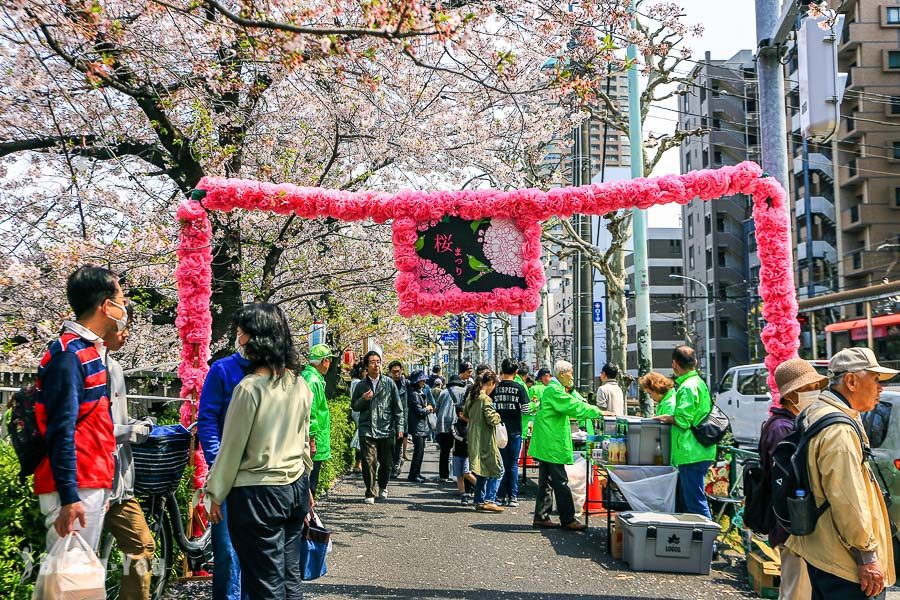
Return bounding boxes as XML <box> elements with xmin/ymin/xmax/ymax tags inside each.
<box><xmin>627</xmin><ymin>0</ymin><xmax>653</xmax><ymax>416</ymax></box>
<box><xmin>534</xmin><ymin>280</ymin><xmax>552</xmax><ymax>368</ymax></box>
<box><xmin>755</xmin><ymin>0</ymin><xmax>791</xmax><ymax>205</ymax></box>
<box><xmin>578</xmin><ymin>117</ymin><xmax>594</xmax><ymax>391</ymax></box>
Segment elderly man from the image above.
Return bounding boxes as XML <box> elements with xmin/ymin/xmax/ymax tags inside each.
<box><xmin>654</xmin><ymin>346</ymin><xmax>716</xmax><ymax>518</ymax></box>
<box><xmin>786</xmin><ymin>347</ymin><xmax>898</xmax><ymax>600</ymax></box>
<box><xmin>301</xmin><ymin>344</ymin><xmax>333</xmax><ymax>496</ymax></box>
<box><xmin>529</xmin><ymin>360</ymin><xmax>602</xmax><ymax>531</ymax></box>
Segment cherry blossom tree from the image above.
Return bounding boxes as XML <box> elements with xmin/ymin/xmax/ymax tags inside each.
<box><xmin>0</xmin><ymin>0</ymin><xmax>695</xmax><ymax>374</ymax></box>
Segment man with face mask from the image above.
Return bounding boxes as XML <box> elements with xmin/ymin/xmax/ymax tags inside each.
<box><xmin>528</xmin><ymin>360</ymin><xmax>602</xmax><ymax>531</ymax></box>
<box><xmin>786</xmin><ymin>348</ymin><xmax>898</xmax><ymax>600</ymax></box>
<box><xmin>34</xmin><ymin>266</ymin><xmax>123</xmax><ymax>552</ymax></box>
<box><xmin>198</xmin><ymin>306</ymin><xmax>251</xmax><ymax>600</ymax></box>
<box><xmin>758</xmin><ymin>358</ymin><xmax>827</xmax><ymax>600</ymax></box>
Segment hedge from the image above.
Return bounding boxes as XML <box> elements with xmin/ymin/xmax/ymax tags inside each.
<box><xmin>315</xmin><ymin>395</ymin><xmax>355</xmax><ymax>497</ymax></box>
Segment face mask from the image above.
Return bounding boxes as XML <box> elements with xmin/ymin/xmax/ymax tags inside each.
<box><xmin>107</xmin><ymin>300</ymin><xmax>128</xmax><ymax>333</ymax></box>
<box><xmin>796</xmin><ymin>390</ymin><xmax>819</xmax><ymax>410</ymax></box>
<box><xmin>234</xmin><ymin>335</ymin><xmax>247</xmax><ymax>359</ymax></box>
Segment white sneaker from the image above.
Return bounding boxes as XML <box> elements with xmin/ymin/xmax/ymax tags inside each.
<box><xmin>378</xmin><ymin>489</ymin><xmax>388</xmax><ymax>500</ymax></box>
<box><xmin>364</xmin><ymin>497</ymin><xmax>375</xmax><ymax>505</ymax></box>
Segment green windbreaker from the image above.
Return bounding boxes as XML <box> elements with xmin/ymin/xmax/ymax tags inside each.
<box><xmin>670</xmin><ymin>371</ymin><xmax>716</xmax><ymax>467</ymax></box>
<box><xmin>528</xmin><ymin>380</ymin><xmax>601</xmax><ymax>465</ymax></box>
<box><xmin>302</xmin><ymin>365</ymin><xmax>331</xmax><ymax>462</ymax></box>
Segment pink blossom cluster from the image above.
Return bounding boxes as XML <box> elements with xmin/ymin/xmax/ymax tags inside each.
<box><xmin>482</xmin><ymin>218</ymin><xmax>526</xmax><ymax>277</ymax></box>
<box><xmin>190</xmin><ymin>159</ymin><xmax>797</xmax><ymax>399</ymax></box>
<box><xmin>174</xmin><ymin>199</ymin><xmax>213</xmax><ymax>487</ymax></box>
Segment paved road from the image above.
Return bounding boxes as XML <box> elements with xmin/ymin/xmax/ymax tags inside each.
<box><xmin>167</xmin><ymin>444</ymin><xmax>757</xmax><ymax>600</ymax></box>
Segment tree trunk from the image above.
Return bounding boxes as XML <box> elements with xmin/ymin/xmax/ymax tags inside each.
<box><xmin>533</xmin><ymin>283</ymin><xmax>552</xmax><ymax>369</ymax></box>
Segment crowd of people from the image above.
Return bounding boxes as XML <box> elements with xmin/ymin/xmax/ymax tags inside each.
<box><xmin>26</xmin><ymin>263</ymin><xmax>900</xmax><ymax>600</ymax></box>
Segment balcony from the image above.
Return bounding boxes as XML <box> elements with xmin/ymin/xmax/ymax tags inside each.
<box><xmin>791</xmin><ymin>112</ymin><xmax>800</xmax><ymax>133</ymax></box>
<box><xmin>841</xmin><ymin>159</ymin><xmax>862</xmax><ymax>187</ymax></box>
<box><xmin>796</xmin><ymin>195</ymin><xmax>836</xmax><ymax>224</ymax></box>
<box><xmin>797</xmin><ymin>240</ymin><xmax>838</xmax><ymax>264</ymax></box>
<box><xmin>839</xmin><ymin>115</ymin><xmax>861</xmax><ymax>141</ymax></box>
<box><xmin>844</xmin><ymin>248</ymin><xmax>894</xmax><ymax>276</ymax></box>
<box><xmin>841</xmin><ymin>204</ymin><xmax>881</xmax><ymax>231</ymax></box>
<box><xmin>839</xmin><ymin>21</ymin><xmax>861</xmax><ymax>55</ymax></box>
<box><xmin>794</xmin><ymin>153</ymin><xmax>833</xmax><ymax>180</ymax></box>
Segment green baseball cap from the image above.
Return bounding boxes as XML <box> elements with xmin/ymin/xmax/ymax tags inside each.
<box><xmin>309</xmin><ymin>344</ymin><xmax>334</xmax><ymax>361</ymax></box>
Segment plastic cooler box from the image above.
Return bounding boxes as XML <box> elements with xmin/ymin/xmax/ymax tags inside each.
<box><xmin>603</xmin><ymin>417</ymin><xmax>671</xmax><ymax>465</ymax></box>
<box><xmin>619</xmin><ymin>512</ymin><xmax>720</xmax><ymax>575</ymax></box>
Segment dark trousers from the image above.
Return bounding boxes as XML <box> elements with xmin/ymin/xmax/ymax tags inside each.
<box><xmin>407</xmin><ymin>435</ymin><xmax>425</xmax><ymax>480</ymax></box>
<box><xmin>309</xmin><ymin>461</ymin><xmax>322</xmax><ymax>497</ymax></box>
<box><xmin>227</xmin><ymin>475</ymin><xmax>310</xmax><ymax>600</ymax></box>
<box><xmin>808</xmin><ymin>563</ymin><xmax>885</xmax><ymax>600</ymax></box>
<box><xmin>437</xmin><ymin>433</ymin><xmax>455</xmax><ymax>479</ymax></box>
<box><xmin>391</xmin><ymin>435</ymin><xmax>405</xmax><ymax>474</ymax></box>
<box><xmin>676</xmin><ymin>461</ymin><xmax>713</xmax><ymax>518</ymax></box>
<box><xmin>534</xmin><ymin>461</ymin><xmax>576</xmax><ymax>526</ymax></box>
<box><xmin>497</xmin><ymin>433</ymin><xmax>523</xmax><ymax>500</ymax></box>
<box><xmin>362</xmin><ymin>436</ymin><xmax>395</xmax><ymax>498</ymax></box>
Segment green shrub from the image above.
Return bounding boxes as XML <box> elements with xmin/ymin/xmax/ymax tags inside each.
<box><xmin>0</xmin><ymin>443</ymin><xmax>44</xmax><ymax>599</ymax></box>
<box><xmin>315</xmin><ymin>395</ymin><xmax>355</xmax><ymax>497</ymax></box>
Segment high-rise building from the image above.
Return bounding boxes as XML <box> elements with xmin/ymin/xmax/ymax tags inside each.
<box><xmin>624</xmin><ymin>227</ymin><xmax>685</xmax><ymax>381</ymax></box>
<box><xmin>677</xmin><ymin>50</ymin><xmax>759</xmax><ymax>385</ymax></box>
<box><xmin>787</xmin><ymin>1</ymin><xmax>900</xmax><ymax>358</ymax></box>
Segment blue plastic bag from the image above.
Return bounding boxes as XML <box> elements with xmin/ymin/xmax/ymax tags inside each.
<box><xmin>299</xmin><ymin>512</ymin><xmax>330</xmax><ymax>581</ymax></box>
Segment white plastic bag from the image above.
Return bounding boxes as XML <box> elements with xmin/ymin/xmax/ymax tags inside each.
<box><xmin>32</xmin><ymin>532</ymin><xmax>105</xmax><ymax>600</ymax></box>
<box><xmin>607</xmin><ymin>465</ymin><xmax>678</xmax><ymax>513</ymax></box>
<box><xmin>565</xmin><ymin>454</ymin><xmax>588</xmax><ymax>514</ymax></box>
<box><xmin>495</xmin><ymin>423</ymin><xmax>509</xmax><ymax>449</ymax></box>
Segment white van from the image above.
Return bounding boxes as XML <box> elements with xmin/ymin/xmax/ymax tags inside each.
<box><xmin>715</xmin><ymin>361</ymin><xmax>829</xmax><ymax>446</ymax></box>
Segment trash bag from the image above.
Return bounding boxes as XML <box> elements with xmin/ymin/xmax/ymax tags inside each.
<box><xmin>565</xmin><ymin>454</ymin><xmax>588</xmax><ymax>513</ymax></box>
<box><xmin>32</xmin><ymin>532</ymin><xmax>105</xmax><ymax>600</ymax></box>
<box><xmin>607</xmin><ymin>465</ymin><xmax>678</xmax><ymax>513</ymax></box>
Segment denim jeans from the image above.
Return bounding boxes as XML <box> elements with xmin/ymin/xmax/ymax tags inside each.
<box><xmin>497</xmin><ymin>433</ymin><xmax>522</xmax><ymax>500</ymax></box>
<box><xmin>474</xmin><ymin>463</ymin><xmax>504</xmax><ymax>505</ymax></box>
<box><xmin>676</xmin><ymin>461</ymin><xmax>713</xmax><ymax>519</ymax></box>
<box><xmin>211</xmin><ymin>500</ymin><xmax>246</xmax><ymax>600</ymax></box>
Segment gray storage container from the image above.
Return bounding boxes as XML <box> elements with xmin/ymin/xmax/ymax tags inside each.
<box><xmin>619</xmin><ymin>512</ymin><xmax>721</xmax><ymax>575</ymax></box>
<box><xmin>602</xmin><ymin>417</ymin><xmax>672</xmax><ymax>465</ymax></box>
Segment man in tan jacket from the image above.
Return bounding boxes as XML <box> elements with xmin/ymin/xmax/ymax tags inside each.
<box><xmin>786</xmin><ymin>347</ymin><xmax>898</xmax><ymax>599</ymax></box>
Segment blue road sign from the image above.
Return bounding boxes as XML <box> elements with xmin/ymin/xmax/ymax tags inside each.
<box><xmin>440</xmin><ymin>314</ymin><xmax>477</xmax><ymax>343</ymax></box>
<box><xmin>593</xmin><ymin>302</ymin><xmax>604</xmax><ymax>323</ymax></box>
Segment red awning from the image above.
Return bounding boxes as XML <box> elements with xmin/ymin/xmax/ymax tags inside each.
<box><xmin>825</xmin><ymin>313</ymin><xmax>900</xmax><ymax>333</ymax></box>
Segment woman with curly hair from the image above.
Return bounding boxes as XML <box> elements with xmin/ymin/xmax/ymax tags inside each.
<box><xmin>639</xmin><ymin>371</ymin><xmax>676</xmax><ymax>417</ymax></box>
<box><xmin>206</xmin><ymin>303</ymin><xmax>313</xmax><ymax>600</ymax></box>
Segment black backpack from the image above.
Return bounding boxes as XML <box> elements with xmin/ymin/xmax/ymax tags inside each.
<box><xmin>742</xmin><ymin>455</ymin><xmax>775</xmax><ymax>534</ymax></box>
<box><xmin>770</xmin><ymin>411</ymin><xmax>868</xmax><ymax>536</ymax></box>
<box><xmin>5</xmin><ymin>383</ymin><xmax>98</xmax><ymax>484</ymax></box>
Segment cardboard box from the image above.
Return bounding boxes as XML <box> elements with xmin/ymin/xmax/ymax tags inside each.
<box><xmin>746</xmin><ymin>550</ymin><xmax>781</xmax><ymax>599</ymax></box>
<box><xmin>611</xmin><ymin>514</ymin><xmax>624</xmax><ymax>560</ymax></box>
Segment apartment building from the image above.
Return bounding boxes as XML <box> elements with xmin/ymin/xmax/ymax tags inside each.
<box><xmin>677</xmin><ymin>50</ymin><xmax>759</xmax><ymax>385</ymax></box>
<box><xmin>787</xmin><ymin>1</ymin><xmax>900</xmax><ymax>359</ymax></box>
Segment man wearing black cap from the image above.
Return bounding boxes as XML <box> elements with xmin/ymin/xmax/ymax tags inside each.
<box><xmin>435</xmin><ymin>362</ymin><xmax>473</xmax><ymax>481</ymax></box>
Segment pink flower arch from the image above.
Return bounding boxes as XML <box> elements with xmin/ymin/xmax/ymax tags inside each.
<box><xmin>176</xmin><ymin>161</ymin><xmax>799</xmax><ymax>487</ymax></box>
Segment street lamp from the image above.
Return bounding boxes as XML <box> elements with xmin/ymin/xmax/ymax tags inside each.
<box><xmin>670</xmin><ymin>273</ymin><xmax>711</xmax><ymax>389</ymax></box>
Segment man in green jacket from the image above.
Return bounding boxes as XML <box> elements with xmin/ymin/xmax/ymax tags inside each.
<box><xmin>302</xmin><ymin>344</ymin><xmax>333</xmax><ymax>496</ymax></box>
<box><xmin>523</xmin><ymin>368</ymin><xmax>551</xmax><ymax>436</ymax></box>
<box><xmin>529</xmin><ymin>360</ymin><xmax>602</xmax><ymax>531</ymax></box>
<box><xmin>654</xmin><ymin>345</ymin><xmax>716</xmax><ymax>518</ymax></box>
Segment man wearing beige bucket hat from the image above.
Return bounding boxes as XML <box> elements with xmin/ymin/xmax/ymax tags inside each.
<box><xmin>758</xmin><ymin>358</ymin><xmax>828</xmax><ymax>600</ymax></box>
<box><xmin>786</xmin><ymin>347</ymin><xmax>898</xmax><ymax>600</ymax></box>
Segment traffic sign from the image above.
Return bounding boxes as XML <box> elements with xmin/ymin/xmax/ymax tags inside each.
<box><xmin>440</xmin><ymin>314</ymin><xmax>477</xmax><ymax>342</ymax></box>
<box><xmin>592</xmin><ymin>302</ymin><xmax>604</xmax><ymax>323</ymax></box>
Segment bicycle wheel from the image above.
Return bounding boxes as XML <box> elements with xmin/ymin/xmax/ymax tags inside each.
<box><xmin>143</xmin><ymin>496</ymin><xmax>174</xmax><ymax>600</ymax></box>
<box><xmin>100</xmin><ymin>531</ymin><xmax>124</xmax><ymax>600</ymax></box>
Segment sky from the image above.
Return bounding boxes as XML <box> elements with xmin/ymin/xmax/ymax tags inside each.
<box><xmin>646</xmin><ymin>0</ymin><xmax>759</xmax><ymax>227</ymax></box>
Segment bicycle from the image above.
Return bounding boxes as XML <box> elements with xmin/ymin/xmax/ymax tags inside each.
<box><xmin>101</xmin><ymin>423</ymin><xmax>212</xmax><ymax>600</ymax></box>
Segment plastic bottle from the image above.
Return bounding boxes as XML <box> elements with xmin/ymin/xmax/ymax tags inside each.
<box><xmin>601</xmin><ymin>437</ymin><xmax>611</xmax><ymax>463</ymax></box>
<box><xmin>610</xmin><ymin>439</ymin><xmax>619</xmax><ymax>464</ymax></box>
<box><xmin>620</xmin><ymin>438</ymin><xmax>628</xmax><ymax>464</ymax></box>
<box><xmin>654</xmin><ymin>438</ymin><xmax>664</xmax><ymax>465</ymax></box>
<box><xmin>796</xmin><ymin>489</ymin><xmax>806</xmax><ymax>499</ymax></box>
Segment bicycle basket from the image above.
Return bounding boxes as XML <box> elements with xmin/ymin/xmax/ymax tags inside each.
<box><xmin>132</xmin><ymin>425</ymin><xmax>193</xmax><ymax>495</ymax></box>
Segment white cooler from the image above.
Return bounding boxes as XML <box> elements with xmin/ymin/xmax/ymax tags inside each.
<box><xmin>619</xmin><ymin>512</ymin><xmax>721</xmax><ymax>575</ymax></box>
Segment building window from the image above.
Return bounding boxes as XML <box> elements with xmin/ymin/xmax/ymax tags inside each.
<box><xmin>706</xmin><ymin>249</ymin><xmax>712</xmax><ymax>270</ymax></box>
<box><xmin>891</xmin><ymin>96</ymin><xmax>900</xmax><ymax>115</ymax></box>
<box><xmin>719</xmin><ymin>319</ymin><xmax>729</xmax><ymax>338</ymax></box>
<box><xmin>714</xmin><ymin>150</ymin><xmax>723</xmax><ymax>164</ymax></box>
<box><xmin>702</xmin><ymin>148</ymin><xmax>710</xmax><ymax>167</ymax></box>
<box><xmin>895</xmin><ymin>188</ymin><xmax>900</xmax><ymax>207</ymax></box>
<box><xmin>889</xmin><ymin>51</ymin><xmax>900</xmax><ymax>70</ymax></box>
<box><xmin>887</xmin><ymin>6</ymin><xmax>900</xmax><ymax>24</ymax></box>
<box><xmin>716</xmin><ymin>215</ymin><xmax>725</xmax><ymax>232</ymax></box>
<box><xmin>718</xmin><ymin>282</ymin><xmax>728</xmax><ymax>301</ymax></box>
<box><xmin>718</xmin><ymin>249</ymin><xmax>727</xmax><ymax>268</ymax></box>
<box><xmin>689</xmin><ymin>251</ymin><xmax>695</xmax><ymax>269</ymax></box>
<box><xmin>704</xmin><ymin>214</ymin><xmax>711</xmax><ymax>235</ymax></box>
<box><xmin>712</xmin><ymin>117</ymin><xmax>721</xmax><ymax>129</ymax></box>
<box><xmin>712</xmin><ymin>83</ymin><xmax>721</xmax><ymax>98</ymax></box>
<box><xmin>893</xmin><ymin>141</ymin><xmax>900</xmax><ymax>159</ymax></box>
<box><xmin>687</xmin><ymin>214</ymin><xmax>694</xmax><ymax>236</ymax></box>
